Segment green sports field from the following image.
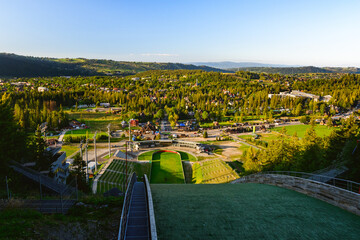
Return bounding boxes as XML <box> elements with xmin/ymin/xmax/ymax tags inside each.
<box><xmin>150</xmin><ymin>151</ymin><xmax>185</xmax><ymax>184</ymax></box>
<box><xmin>151</xmin><ymin>183</ymin><xmax>360</xmax><ymax>240</ymax></box>
<box><xmin>272</xmin><ymin>124</ymin><xmax>334</xmax><ymax>138</ymax></box>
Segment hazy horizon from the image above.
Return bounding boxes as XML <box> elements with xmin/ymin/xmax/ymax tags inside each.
<box><xmin>1</xmin><ymin>0</ymin><xmax>360</xmax><ymax>67</ymax></box>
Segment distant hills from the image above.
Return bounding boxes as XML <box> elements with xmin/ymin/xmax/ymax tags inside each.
<box><xmin>1</xmin><ymin>53</ymin><xmax>360</xmax><ymax>77</ymax></box>
<box><xmin>0</xmin><ymin>53</ymin><xmax>228</xmax><ymax>77</ymax></box>
<box><xmin>190</xmin><ymin>61</ymin><xmax>299</xmax><ymax>69</ymax></box>
<box><xmin>191</xmin><ymin>61</ymin><xmax>360</xmax><ymax>74</ymax></box>
<box><xmin>230</xmin><ymin>66</ymin><xmax>360</xmax><ymax>74</ymax></box>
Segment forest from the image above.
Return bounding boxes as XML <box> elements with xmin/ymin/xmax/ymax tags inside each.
<box><xmin>1</xmin><ymin>69</ymin><xmax>360</xmax><ymax>181</ymax></box>
<box><xmin>0</xmin><ymin>53</ymin><xmax>226</xmax><ymax>77</ymax></box>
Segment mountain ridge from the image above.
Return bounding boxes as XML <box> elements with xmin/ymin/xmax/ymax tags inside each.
<box><xmin>190</xmin><ymin>61</ymin><xmax>300</xmax><ymax>69</ymax></box>
<box><xmin>0</xmin><ymin>53</ymin><xmax>230</xmax><ymax>77</ymax></box>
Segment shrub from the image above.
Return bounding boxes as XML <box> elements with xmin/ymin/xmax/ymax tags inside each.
<box><xmin>203</xmin><ymin>131</ymin><xmax>208</xmax><ymax>138</ymax></box>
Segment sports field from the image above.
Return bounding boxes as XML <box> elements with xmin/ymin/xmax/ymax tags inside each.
<box><xmin>273</xmin><ymin>124</ymin><xmax>334</xmax><ymax>138</ymax></box>
<box><xmin>151</xmin><ymin>184</ymin><xmax>360</xmax><ymax>240</ymax></box>
<box><xmin>150</xmin><ymin>151</ymin><xmax>185</xmax><ymax>184</ymax></box>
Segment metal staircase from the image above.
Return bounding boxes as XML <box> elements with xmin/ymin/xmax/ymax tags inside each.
<box><xmin>125</xmin><ymin>182</ymin><xmax>149</xmax><ymax>239</ymax></box>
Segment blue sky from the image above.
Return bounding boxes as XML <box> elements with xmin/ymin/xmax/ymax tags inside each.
<box><xmin>0</xmin><ymin>0</ymin><xmax>359</xmax><ymax>66</ymax></box>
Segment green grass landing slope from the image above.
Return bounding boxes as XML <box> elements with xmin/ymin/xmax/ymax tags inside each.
<box><xmin>151</xmin><ymin>183</ymin><xmax>360</xmax><ymax>240</ymax></box>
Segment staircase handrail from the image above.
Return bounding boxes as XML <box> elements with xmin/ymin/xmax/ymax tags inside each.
<box><xmin>144</xmin><ymin>174</ymin><xmax>158</xmax><ymax>240</ymax></box>
<box><xmin>118</xmin><ymin>172</ymin><xmax>137</xmax><ymax>240</ymax></box>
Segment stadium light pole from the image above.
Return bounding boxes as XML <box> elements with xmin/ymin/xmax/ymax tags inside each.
<box><xmin>94</xmin><ymin>131</ymin><xmax>98</xmax><ymax>172</ymax></box>
<box><xmin>107</xmin><ymin>124</ymin><xmax>111</xmax><ymax>158</ymax></box>
<box><xmin>79</xmin><ymin>140</ymin><xmax>83</xmax><ymax>162</ymax></box>
<box><xmin>125</xmin><ymin>141</ymin><xmax>128</xmax><ymax>188</ymax></box>
<box><xmin>85</xmin><ymin>138</ymin><xmax>89</xmax><ymax>183</ymax></box>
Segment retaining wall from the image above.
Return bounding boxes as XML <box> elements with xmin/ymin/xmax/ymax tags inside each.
<box><xmin>232</xmin><ymin>174</ymin><xmax>360</xmax><ymax>216</ymax></box>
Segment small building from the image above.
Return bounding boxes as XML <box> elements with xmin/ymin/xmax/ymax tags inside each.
<box><xmin>69</xmin><ymin>120</ymin><xmax>82</xmax><ymax>128</ymax></box>
<box><xmin>48</xmin><ymin>147</ymin><xmax>69</xmax><ymax>184</ymax></box>
<box><xmin>38</xmin><ymin>87</ymin><xmax>49</xmax><ymax>92</ymax></box>
<box><xmin>130</xmin><ymin>119</ymin><xmax>139</xmax><ymax>127</ymax></box>
<box><xmin>100</xmin><ymin>103</ymin><xmax>111</xmax><ymax>108</ymax></box>
<box><xmin>322</xmin><ymin>95</ymin><xmax>332</xmax><ymax>102</ymax></box>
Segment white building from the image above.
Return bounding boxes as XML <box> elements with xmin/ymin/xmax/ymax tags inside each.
<box><xmin>48</xmin><ymin>148</ymin><xmax>70</xmax><ymax>184</ymax></box>
<box><xmin>38</xmin><ymin>86</ymin><xmax>49</xmax><ymax>92</ymax></box>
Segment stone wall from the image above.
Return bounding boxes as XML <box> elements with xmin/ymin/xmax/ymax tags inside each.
<box><xmin>232</xmin><ymin>174</ymin><xmax>360</xmax><ymax>216</ymax></box>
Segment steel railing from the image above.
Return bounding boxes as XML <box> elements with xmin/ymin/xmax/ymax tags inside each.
<box><xmin>118</xmin><ymin>172</ymin><xmax>137</xmax><ymax>240</ymax></box>
<box><xmin>144</xmin><ymin>174</ymin><xmax>157</xmax><ymax>240</ymax></box>
<box><xmin>243</xmin><ymin>171</ymin><xmax>360</xmax><ymax>195</ymax></box>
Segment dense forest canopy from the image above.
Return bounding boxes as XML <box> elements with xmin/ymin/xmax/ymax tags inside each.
<box><xmin>1</xmin><ymin>69</ymin><xmax>360</xmax><ymax>181</ymax></box>
<box><xmin>1</xmin><ymin>70</ymin><xmax>360</xmax><ymax>130</ymax></box>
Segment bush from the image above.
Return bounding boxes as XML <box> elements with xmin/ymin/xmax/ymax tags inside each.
<box><xmin>300</xmin><ymin>115</ymin><xmax>310</xmax><ymax>124</ymax></box>
<box><xmin>203</xmin><ymin>131</ymin><xmax>208</xmax><ymax>138</ymax></box>
<box><xmin>63</xmin><ymin>135</ymin><xmax>86</xmax><ymax>143</ymax></box>
<box><xmin>96</xmin><ymin>134</ymin><xmax>108</xmax><ymax>141</ymax></box>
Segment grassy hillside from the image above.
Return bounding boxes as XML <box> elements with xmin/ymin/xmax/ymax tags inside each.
<box><xmin>0</xmin><ymin>53</ymin><xmax>228</xmax><ymax>77</ymax></box>
<box><xmin>0</xmin><ymin>53</ymin><xmax>94</xmax><ymax>77</ymax></box>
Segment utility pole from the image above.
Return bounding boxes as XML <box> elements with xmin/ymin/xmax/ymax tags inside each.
<box><xmin>107</xmin><ymin>124</ymin><xmax>111</xmax><ymax>158</ymax></box>
<box><xmin>85</xmin><ymin>138</ymin><xmax>89</xmax><ymax>183</ymax></box>
<box><xmin>94</xmin><ymin>131</ymin><xmax>98</xmax><ymax>172</ymax></box>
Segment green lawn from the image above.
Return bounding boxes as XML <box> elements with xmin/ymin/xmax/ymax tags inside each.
<box><xmin>60</xmin><ymin>144</ymin><xmax>79</xmax><ymax>158</ymax></box>
<box><xmin>238</xmin><ymin>144</ymin><xmax>250</xmax><ymax>152</ymax></box>
<box><xmin>151</xmin><ymin>184</ymin><xmax>360</xmax><ymax>240</ymax></box>
<box><xmin>67</xmin><ymin>111</ymin><xmax>123</xmax><ymax>131</ymax></box>
<box><xmin>191</xmin><ymin>163</ymin><xmax>202</xmax><ymax>184</ymax></box>
<box><xmin>65</xmin><ymin>129</ymin><xmax>108</xmax><ymax>138</ymax></box>
<box><xmin>150</xmin><ymin>151</ymin><xmax>185</xmax><ymax>184</ymax></box>
<box><xmin>138</xmin><ymin>150</ymin><xmax>197</xmax><ymax>162</ymax></box>
<box><xmin>177</xmin><ymin>151</ymin><xmax>197</xmax><ymax>161</ymax></box>
<box><xmin>138</xmin><ymin>150</ymin><xmax>158</xmax><ymax>161</ymax></box>
<box><xmin>272</xmin><ymin>124</ymin><xmax>334</xmax><ymax>138</ymax></box>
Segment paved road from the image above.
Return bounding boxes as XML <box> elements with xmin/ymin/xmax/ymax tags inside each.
<box><xmin>229</xmin><ymin>134</ymin><xmax>261</xmax><ymax>150</ymax></box>
<box><xmin>58</xmin><ymin>129</ymin><xmax>69</xmax><ymax>143</ymax></box>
